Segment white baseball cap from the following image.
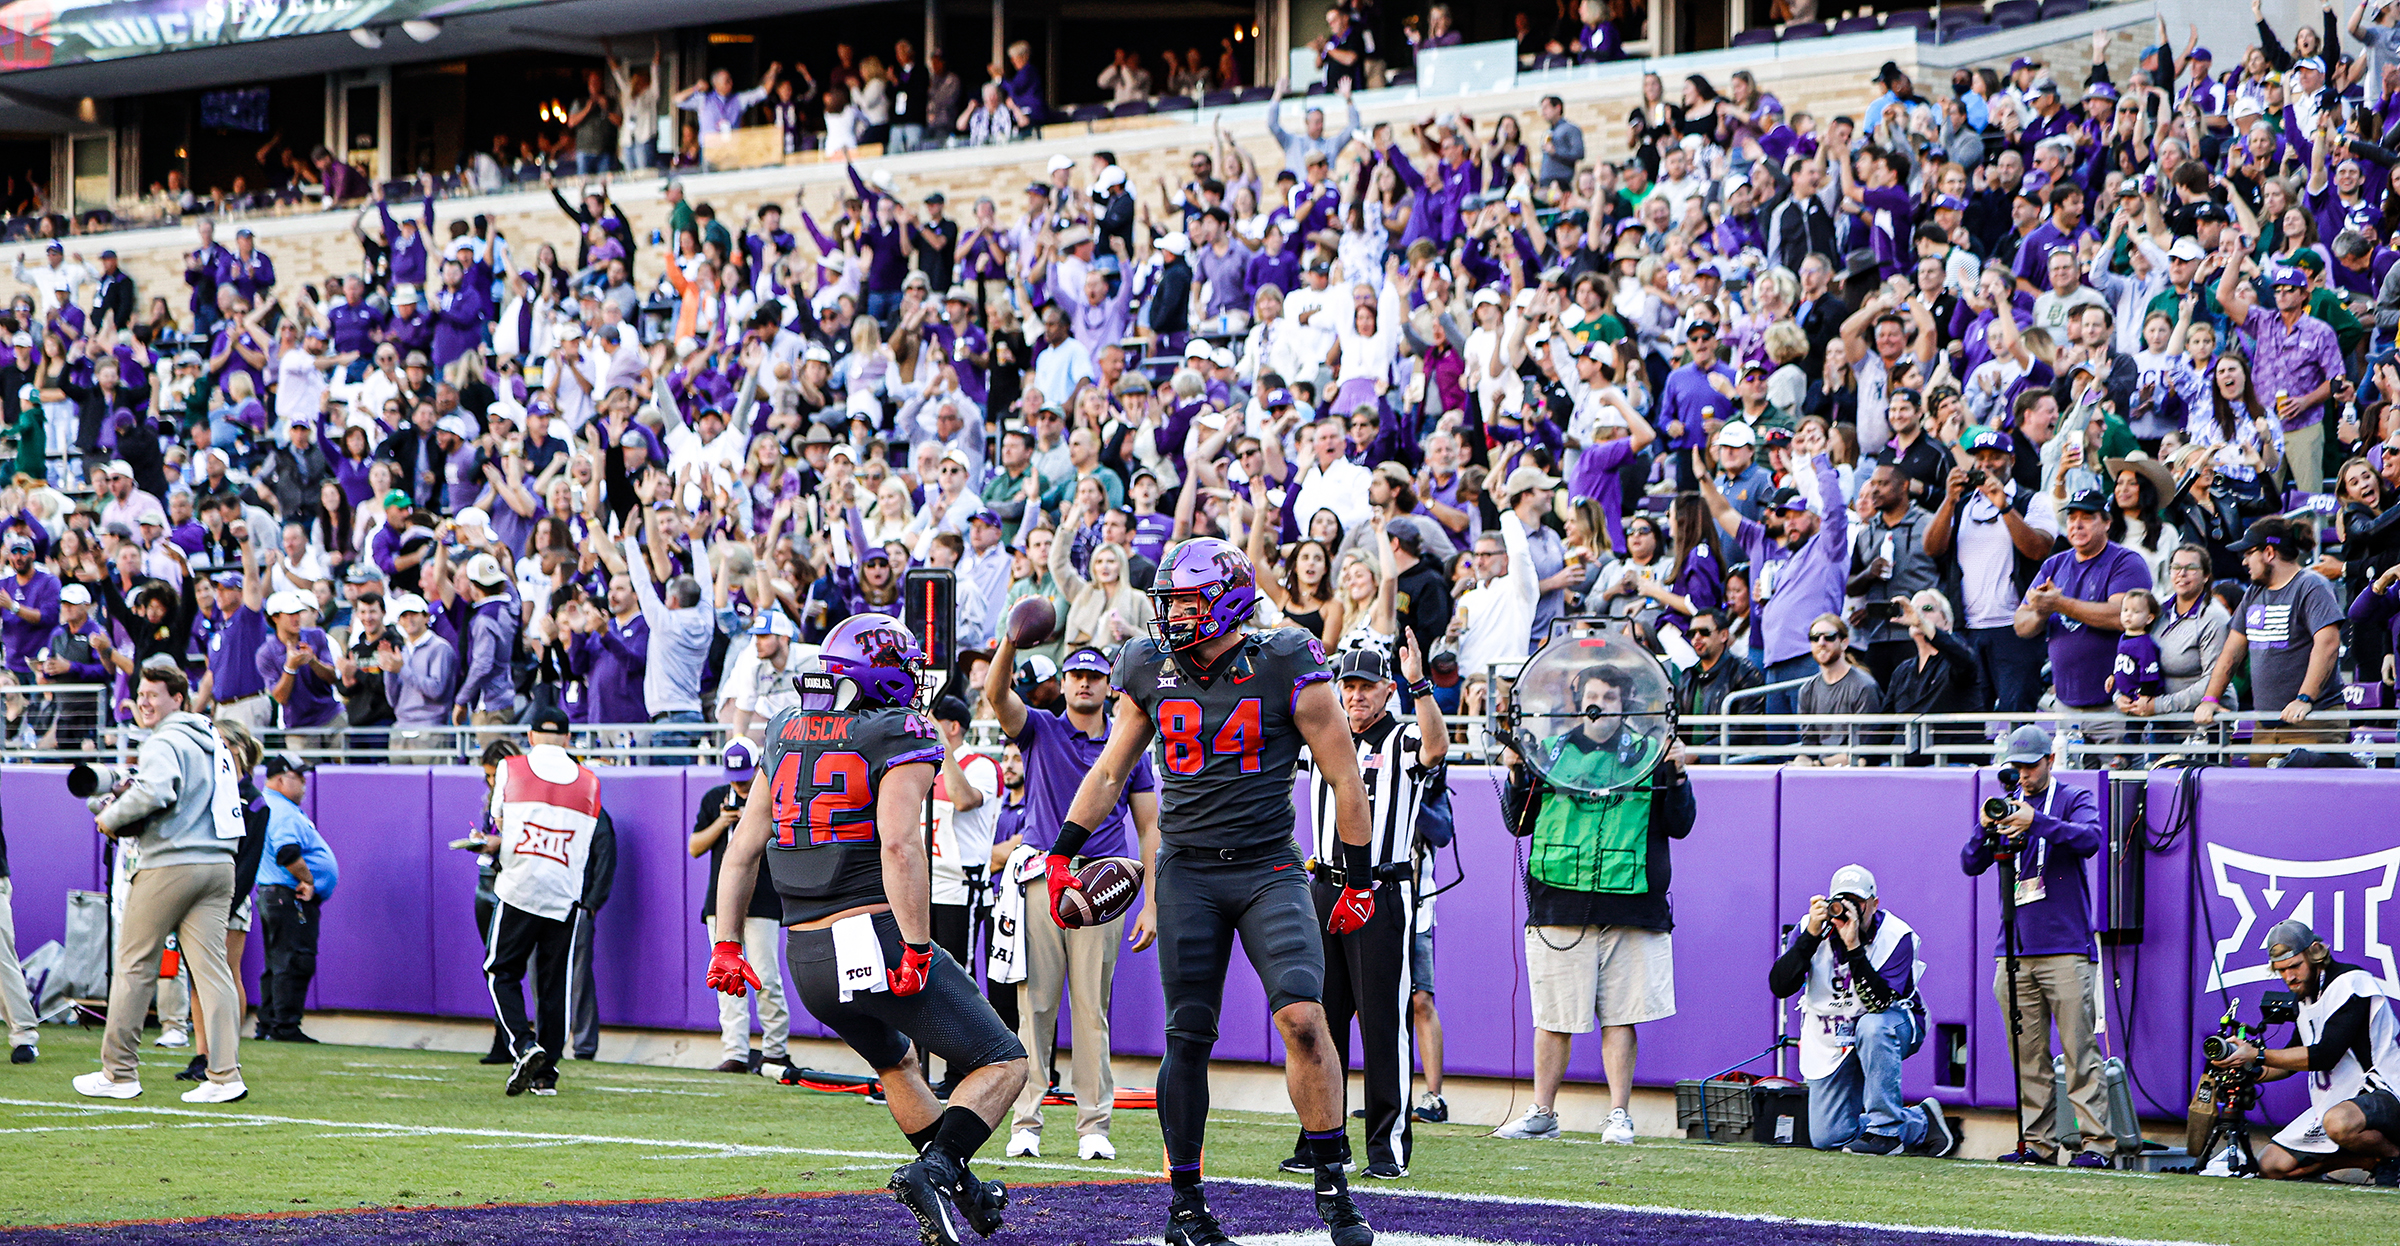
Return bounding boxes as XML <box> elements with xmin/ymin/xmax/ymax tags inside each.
<box><xmin>265</xmin><ymin>591</ymin><xmax>312</xmax><ymax>616</ymax></box>
<box><xmin>1828</xmin><ymin>864</ymin><xmax>1878</xmax><ymax>900</ymax></box>
<box><xmin>387</xmin><ymin>592</ymin><xmax>431</xmax><ymax>616</ymax></box>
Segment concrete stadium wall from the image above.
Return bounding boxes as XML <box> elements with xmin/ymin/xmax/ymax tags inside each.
<box><xmin>5</xmin><ymin>760</ymin><xmax>2385</xmax><ymax>1121</ymax></box>
<box><xmin>5</xmin><ymin>27</ymin><xmax>2156</xmax><ymax>315</ymax></box>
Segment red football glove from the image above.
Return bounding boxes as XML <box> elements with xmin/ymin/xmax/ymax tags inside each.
<box><xmin>888</xmin><ymin>942</ymin><xmax>936</xmax><ymax>996</ymax></box>
<box><xmin>1045</xmin><ymin>854</ymin><xmax>1084</xmax><ymax>928</ymax></box>
<box><xmin>1327</xmin><ymin>886</ymin><xmax>1376</xmax><ymax>935</ymax></box>
<box><xmin>706</xmin><ymin>940</ymin><xmax>762</xmax><ymax>997</ymax></box>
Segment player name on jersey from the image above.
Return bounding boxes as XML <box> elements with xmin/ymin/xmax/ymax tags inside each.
<box><xmin>778</xmin><ymin>714</ymin><xmax>855</xmax><ymax>742</ymax></box>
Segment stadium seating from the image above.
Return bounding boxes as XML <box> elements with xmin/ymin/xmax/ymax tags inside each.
<box><xmin>1781</xmin><ymin>20</ymin><xmax>1828</xmax><ymax>38</ymax></box>
<box><xmin>1732</xmin><ymin>28</ymin><xmax>1777</xmax><ymax>47</ymax></box>
<box><xmin>1990</xmin><ymin>0</ymin><xmax>2041</xmax><ymax>25</ymax></box>
<box><xmin>1830</xmin><ymin>16</ymin><xmax>1883</xmax><ymax>34</ymax></box>
<box><xmin>1883</xmin><ymin>10</ymin><xmax>1935</xmax><ymax>30</ymax></box>
<box><xmin>2042</xmin><ymin>0</ymin><xmax>2091</xmax><ymax>15</ymax></box>
<box><xmin>1950</xmin><ymin>23</ymin><xmax>2002</xmax><ymax>40</ymax></box>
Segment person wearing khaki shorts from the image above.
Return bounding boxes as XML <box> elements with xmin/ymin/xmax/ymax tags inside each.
<box><xmin>1495</xmin><ymin>727</ymin><xmax>1695</xmax><ymax>1146</ymax></box>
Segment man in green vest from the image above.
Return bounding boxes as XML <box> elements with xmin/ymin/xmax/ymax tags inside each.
<box><xmin>1493</xmin><ymin>664</ymin><xmax>1694</xmax><ymax>1146</ymax></box>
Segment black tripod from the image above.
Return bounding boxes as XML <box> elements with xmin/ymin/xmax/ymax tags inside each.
<box><xmin>1992</xmin><ymin>829</ymin><xmax>2031</xmax><ymax>1160</ymax></box>
<box><xmin>2184</xmin><ymin>1081</ymin><xmax>2261</xmax><ymax>1176</ymax></box>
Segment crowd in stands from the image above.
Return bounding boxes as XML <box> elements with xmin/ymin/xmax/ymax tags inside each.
<box><xmin>3</xmin><ymin>2</ymin><xmax>2400</xmax><ymax>764</ymax></box>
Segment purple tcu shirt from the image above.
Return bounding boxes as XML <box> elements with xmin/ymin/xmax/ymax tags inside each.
<box><xmin>1</xmin><ymin>568</ymin><xmax>62</xmax><ymax>676</ymax></box>
<box><xmin>570</xmin><ymin>611</ymin><xmax>650</xmax><ymax>725</ymax></box>
<box><xmin>2032</xmin><ymin>542</ymin><xmax>2150</xmax><ymax>708</ymax></box>
<box><xmin>1011</xmin><ymin>708</ymin><xmax>1156</xmax><ymax>860</ymax></box>
<box><xmin>257</xmin><ymin>626</ymin><xmax>343</xmax><ymax>729</ymax></box>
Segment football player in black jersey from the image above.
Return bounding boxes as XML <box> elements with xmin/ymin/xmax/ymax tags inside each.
<box><xmin>708</xmin><ymin>614</ymin><xmax>1028</xmax><ymax>1246</ymax></box>
<box><xmin>1054</xmin><ymin>537</ymin><xmax>1380</xmax><ymax>1246</ymax></box>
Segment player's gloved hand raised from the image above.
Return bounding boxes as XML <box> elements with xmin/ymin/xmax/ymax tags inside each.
<box><xmin>1327</xmin><ymin>885</ymin><xmax>1376</xmax><ymax>935</ymax></box>
<box><xmin>1044</xmin><ymin>853</ymin><xmax>1084</xmax><ymax>928</ymax></box>
<box><xmin>888</xmin><ymin>942</ymin><xmax>936</xmax><ymax>996</ymax></box>
<box><xmin>706</xmin><ymin>940</ymin><xmax>762</xmax><ymax>997</ymax></box>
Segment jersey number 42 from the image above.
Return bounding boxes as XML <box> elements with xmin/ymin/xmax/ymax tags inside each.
<box><xmin>769</xmin><ymin>750</ymin><xmax>874</xmax><ymax>847</ymax></box>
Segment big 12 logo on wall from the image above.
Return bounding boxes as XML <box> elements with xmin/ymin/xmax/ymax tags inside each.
<box><xmin>2206</xmin><ymin>843</ymin><xmax>2400</xmax><ymax>994</ymax></box>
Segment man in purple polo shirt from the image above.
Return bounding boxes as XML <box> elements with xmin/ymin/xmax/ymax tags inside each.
<box><xmin>196</xmin><ymin>546</ymin><xmax>270</xmax><ymax>730</ymax></box>
<box><xmin>569</xmin><ymin>571</ymin><xmax>649</xmax><ymax>727</ymax></box>
<box><xmin>2010</xmin><ymin>182</ymin><xmax>2095</xmax><ymax>296</ymax></box>
<box><xmin>0</xmin><ymin>533</ymin><xmax>60</xmax><ymax>686</ymax></box>
<box><xmin>1656</xmin><ymin>320</ymin><xmax>1733</xmax><ymax>492</ymax></box>
<box><xmin>1962</xmin><ymin>723</ymin><xmax>2113</xmax><ymax>1166</ymax></box>
<box><xmin>259</xmin><ymin>591</ymin><xmax>346</xmax><ymax>753</ymax></box>
<box><xmin>1726</xmin><ymin>453</ymin><xmax>1849</xmax><ymax>731</ymax></box>
<box><xmin>2217</xmin><ymin>252</ymin><xmax>2345</xmax><ymax>493</ymax></box>
<box><xmin>984</xmin><ymin>638</ymin><xmax>1158</xmax><ymax>1162</ymax></box>
<box><xmin>2014</xmin><ymin>489</ymin><xmax>2146</xmax><ymax>741</ymax></box>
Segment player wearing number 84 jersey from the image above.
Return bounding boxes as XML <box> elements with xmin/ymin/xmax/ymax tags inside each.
<box><xmin>1057</xmin><ymin>537</ymin><xmax>1381</xmax><ymax>1246</ymax></box>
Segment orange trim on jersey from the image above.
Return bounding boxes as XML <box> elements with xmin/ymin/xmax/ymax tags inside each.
<box><xmin>498</xmin><ymin>755</ymin><xmax>603</xmax><ymax>815</ymax></box>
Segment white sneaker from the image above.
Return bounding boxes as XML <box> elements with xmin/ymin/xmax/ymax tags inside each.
<box><xmin>1491</xmin><ymin>1105</ymin><xmax>1561</xmax><ymax>1140</ymax></box>
<box><xmin>1602</xmin><ymin>1108</ymin><xmax>1636</xmax><ymax>1144</ymax></box>
<box><xmin>1078</xmin><ymin>1134</ymin><xmax>1116</xmax><ymax>1161</ymax></box>
<box><xmin>180</xmin><ymin>1079</ymin><xmax>249</xmax><ymax>1104</ymax></box>
<box><xmin>1006</xmin><ymin>1129</ymin><xmax>1040</xmax><ymax>1158</ymax></box>
<box><xmin>72</xmin><ymin>1071</ymin><xmax>143</xmax><ymax>1099</ymax></box>
<box><xmin>154</xmin><ymin>1029</ymin><xmax>190</xmax><ymax>1049</ymax></box>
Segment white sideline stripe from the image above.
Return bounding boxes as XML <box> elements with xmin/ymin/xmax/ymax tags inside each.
<box><xmin>1204</xmin><ymin>1176</ymin><xmax>2230</xmax><ymax>1246</ymax></box>
<box><xmin>0</xmin><ymin>1123</ymin><xmax>157</xmax><ymax>1135</ymax></box>
<box><xmin>322</xmin><ymin>1072</ymin><xmax>451</xmax><ymax>1082</ymax></box>
<box><xmin>0</xmin><ymin>1096</ymin><xmax>1141</xmax><ymax>1178</ymax></box>
<box><xmin>586</xmin><ymin>1087</ymin><xmax>727</xmax><ymax>1097</ymax></box>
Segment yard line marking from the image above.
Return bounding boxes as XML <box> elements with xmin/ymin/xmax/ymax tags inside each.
<box><xmin>586</xmin><ymin>1087</ymin><xmax>727</xmax><ymax>1097</ymax></box>
<box><xmin>0</xmin><ymin>1096</ymin><xmax>1138</xmax><ymax>1178</ymax></box>
<box><xmin>321</xmin><ymin>1072</ymin><xmax>450</xmax><ymax>1082</ymax></box>
<box><xmin>1204</xmin><ymin>1176</ymin><xmax>2230</xmax><ymax>1246</ymax></box>
<box><xmin>0</xmin><ymin>1124</ymin><xmax>157</xmax><ymax>1135</ymax></box>
<box><xmin>463</xmin><ymin>1141</ymin><xmax>596</xmax><ymax>1150</ymax></box>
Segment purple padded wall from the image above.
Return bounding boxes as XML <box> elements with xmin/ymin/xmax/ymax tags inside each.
<box><xmin>6</xmin><ymin>761</ymin><xmax>2396</xmax><ymax>1117</ymax></box>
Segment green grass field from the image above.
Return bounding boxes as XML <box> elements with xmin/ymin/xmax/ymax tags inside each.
<box><xmin>3</xmin><ymin>1029</ymin><xmax>2396</xmax><ymax>1242</ymax></box>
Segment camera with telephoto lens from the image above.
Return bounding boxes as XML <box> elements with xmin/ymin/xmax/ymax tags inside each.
<box><xmin>1979</xmin><ymin>765</ymin><xmax>2022</xmax><ymax>856</ymax></box>
<box><xmin>68</xmin><ymin>762</ymin><xmax>135</xmax><ymax>802</ymax></box>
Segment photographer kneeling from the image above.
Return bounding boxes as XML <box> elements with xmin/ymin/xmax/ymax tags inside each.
<box><xmin>1769</xmin><ymin>865</ymin><xmax>1954</xmax><ymax>1156</ymax></box>
<box><xmin>2206</xmin><ymin>920</ymin><xmax>2400</xmax><ymax>1182</ymax></box>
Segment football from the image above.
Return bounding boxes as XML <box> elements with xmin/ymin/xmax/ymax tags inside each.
<box><xmin>1008</xmin><ymin>595</ymin><xmax>1058</xmax><ymax>647</ymax></box>
<box><xmin>1059</xmin><ymin>856</ymin><xmax>1145</xmax><ymax>928</ymax></box>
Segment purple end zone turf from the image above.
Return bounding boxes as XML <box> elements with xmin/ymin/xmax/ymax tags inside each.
<box><xmin>9</xmin><ymin>1181</ymin><xmax>2161</xmax><ymax>1245</ymax></box>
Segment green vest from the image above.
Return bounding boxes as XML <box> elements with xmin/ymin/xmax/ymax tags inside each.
<box><xmin>1529</xmin><ymin>731</ymin><xmax>1659</xmax><ymax>894</ymax></box>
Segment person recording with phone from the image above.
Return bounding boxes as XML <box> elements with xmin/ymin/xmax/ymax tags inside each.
<box><xmin>1768</xmin><ymin>865</ymin><xmax>1951</xmax><ymax>1157</ymax></box>
<box><xmin>2203</xmin><ymin>919</ymin><xmax>2400</xmax><ymax>1181</ymax></box>
<box><xmin>1960</xmin><ymin>723</ymin><xmax>2113</xmax><ymax>1166</ymax></box>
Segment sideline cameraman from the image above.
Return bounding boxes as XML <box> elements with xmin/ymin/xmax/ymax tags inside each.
<box><xmin>1769</xmin><ymin>865</ymin><xmax>1953</xmax><ymax>1156</ymax></box>
<box><xmin>73</xmin><ymin>665</ymin><xmax>248</xmax><ymax>1104</ymax></box>
<box><xmin>1961</xmin><ymin>723</ymin><xmax>2114</xmax><ymax>1166</ymax></box>
<box><xmin>2206</xmin><ymin>920</ymin><xmax>2400</xmax><ymax>1181</ymax></box>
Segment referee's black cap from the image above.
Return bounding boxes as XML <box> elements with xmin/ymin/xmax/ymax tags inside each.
<box><xmin>1333</xmin><ymin>649</ymin><xmax>1388</xmax><ymax>684</ymax></box>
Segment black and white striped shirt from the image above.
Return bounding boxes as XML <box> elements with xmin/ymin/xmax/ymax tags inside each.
<box><xmin>1301</xmin><ymin>714</ymin><xmax>1435</xmax><ymax>873</ymax></box>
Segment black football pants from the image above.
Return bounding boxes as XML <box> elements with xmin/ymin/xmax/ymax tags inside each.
<box><xmin>254</xmin><ymin>885</ymin><xmax>321</xmax><ymax>1036</ymax></box>
<box><xmin>486</xmin><ymin>902</ymin><xmax>578</xmax><ymax>1071</ymax></box>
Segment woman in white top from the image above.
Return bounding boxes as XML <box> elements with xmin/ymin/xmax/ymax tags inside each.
<box><xmin>854</xmin><ymin>58</ymin><xmax>892</xmax><ymax>130</ymax></box>
<box><xmin>1052</xmin><ymin>536</ymin><xmax>1153</xmax><ymax>655</ymax></box>
<box><xmin>862</xmin><ymin>476</ymin><xmax>915</xmax><ymax>547</ymax></box>
<box><xmin>1328</xmin><ymin>273</ymin><xmax>1407</xmax><ymax>416</ymax></box>
<box><xmin>1331</xmin><ymin>524</ymin><xmax>1398</xmax><ymax>656</ymax></box>
<box><xmin>822</xmin><ymin>84</ymin><xmax>864</xmax><ymax>155</ymax></box>
<box><xmin>1240</xmin><ymin>284</ymin><xmax>1312</xmax><ymax>392</ymax></box>
<box><xmin>1461</xmin><ymin>288</ymin><xmax>1523</xmax><ymax>422</ymax></box>
<box><xmin>1963</xmin><ymin>311</ymin><xmax>2044</xmax><ymax>428</ymax></box>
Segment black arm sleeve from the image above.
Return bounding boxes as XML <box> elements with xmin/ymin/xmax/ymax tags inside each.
<box><xmin>581</xmin><ymin>808</ymin><xmax>617</xmax><ymax>911</ymax></box>
<box><xmin>1657</xmin><ymin>772</ymin><xmax>1697</xmax><ymax>840</ymax></box>
<box><xmin>1845</xmin><ymin>943</ymin><xmax>1898</xmax><ymax>1012</ymax></box>
<box><xmin>2306</xmin><ymin>995</ymin><xmax>2373</xmax><ymax>1074</ymax></box>
<box><xmin>1769</xmin><ymin>928</ymin><xmax>1822</xmax><ymax>998</ymax></box>
<box><xmin>1501</xmin><ymin>765</ymin><xmax>1541</xmax><ymax>838</ymax></box>
<box><xmin>274</xmin><ymin>842</ymin><xmax>304</xmax><ymax>867</ymax></box>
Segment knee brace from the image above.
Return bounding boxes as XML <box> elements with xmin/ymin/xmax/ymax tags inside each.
<box><xmin>1166</xmin><ymin>1004</ymin><xmax>1220</xmax><ymax>1047</ymax></box>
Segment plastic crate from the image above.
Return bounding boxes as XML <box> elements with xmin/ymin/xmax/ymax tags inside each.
<box><xmin>1674</xmin><ymin>1077</ymin><xmax>1755</xmax><ymax>1140</ymax></box>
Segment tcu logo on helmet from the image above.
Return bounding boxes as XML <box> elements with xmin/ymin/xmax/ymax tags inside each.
<box><xmin>1208</xmin><ymin>548</ymin><xmax>1253</xmax><ymax>594</ymax></box>
<box><xmin>2206</xmin><ymin>843</ymin><xmax>2400</xmax><ymax>995</ymax></box>
<box><xmin>859</xmin><ymin>627</ymin><xmax>915</xmax><ymax>665</ymax></box>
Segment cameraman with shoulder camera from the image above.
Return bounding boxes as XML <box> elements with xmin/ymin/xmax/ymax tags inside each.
<box><xmin>1769</xmin><ymin>865</ymin><xmax>1954</xmax><ymax>1156</ymax></box>
<box><xmin>72</xmin><ymin>664</ymin><xmax>249</xmax><ymax>1104</ymax></box>
<box><xmin>1961</xmin><ymin>723</ymin><xmax>2114</xmax><ymax>1166</ymax></box>
<box><xmin>2206</xmin><ymin>920</ymin><xmax>2400</xmax><ymax>1181</ymax></box>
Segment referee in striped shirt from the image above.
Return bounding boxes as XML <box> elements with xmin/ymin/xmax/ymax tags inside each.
<box><xmin>1286</xmin><ymin>640</ymin><xmax>1446</xmax><ymax>1179</ymax></box>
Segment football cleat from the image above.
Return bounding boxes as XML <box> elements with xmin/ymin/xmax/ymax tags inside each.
<box><xmin>1314</xmin><ymin>1189</ymin><xmax>1374</xmax><ymax>1246</ymax></box>
<box><xmin>890</xmin><ymin>1150</ymin><xmax>966</xmax><ymax>1246</ymax></box>
<box><xmin>506</xmin><ymin>1045</ymin><xmax>547</xmax><ymax>1097</ymax></box>
<box><xmin>1165</xmin><ymin>1190</ymin><xmax>1236</xmax><ymax>1246</ymax></box>
<box><xmin>951</xmin><ymin>1171</ymin><xmax>1006</xmax><ymax>1238</ymax></box>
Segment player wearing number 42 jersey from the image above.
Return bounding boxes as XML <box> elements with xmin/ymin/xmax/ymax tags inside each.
<box><xmin>707</xmin><ymin>614</ymin><xmax>1029</xmax><ymax>1246</ymax></box>
<box><xmin>1056</xmin><ymin>537</ymin><xmax>1382</xmax><ymax>1246</ymax></box>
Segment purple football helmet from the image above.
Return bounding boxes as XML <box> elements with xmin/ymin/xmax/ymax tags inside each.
<box><xmin>818</xmin><ymin>613</ymin><xmax>926</xmax><ymax>707</ymax></box>
<box><xmin>1148</xmin><ymin>537</ymin><xmax>1257</xmax><ymax>651</ymax></box>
